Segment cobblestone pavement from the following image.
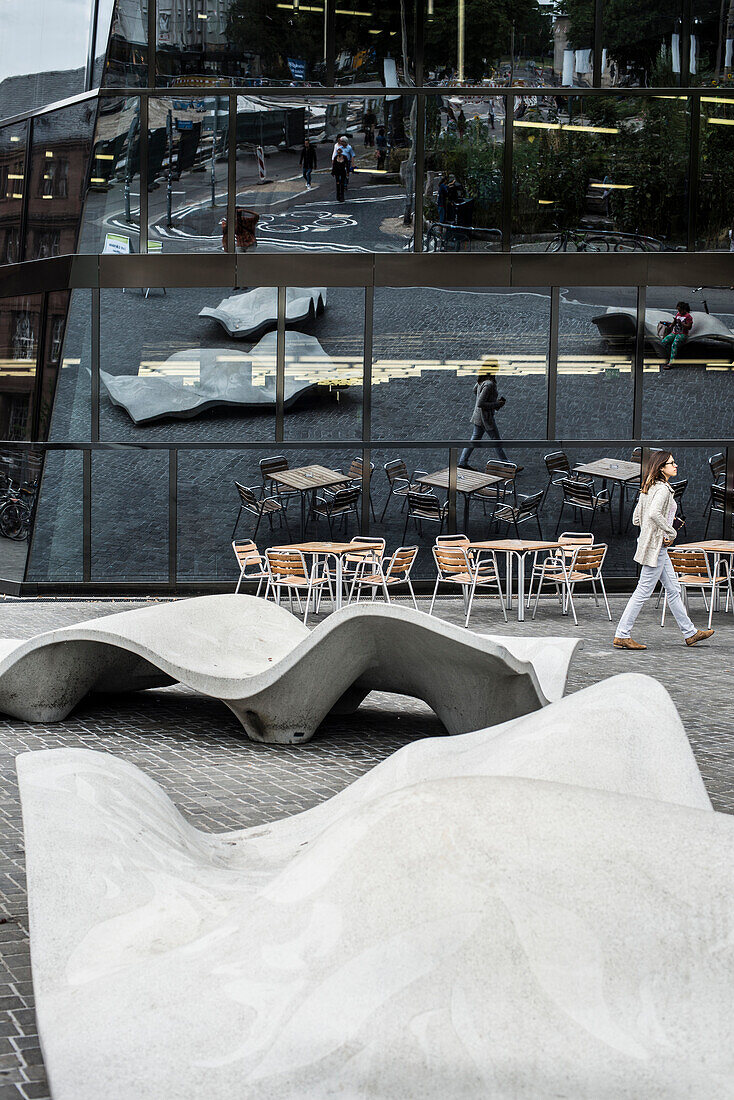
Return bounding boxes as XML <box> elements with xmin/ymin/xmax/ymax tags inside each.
<box><xmin>0</xmin><ymin>595</ymin><xmax>732</xmax><ymax>1098</ymax></box>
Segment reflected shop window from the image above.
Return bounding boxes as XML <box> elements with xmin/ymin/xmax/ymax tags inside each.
<box><xmin>100</xmin><ymin>286</ymin><xmax>276</xmax><ymax>443</ymax></box>
<box><xmin>511</xmin><ymin>94</ymin><xmax>690</xmax><ymax>252</ymax></box>
<box><xmin>599</xmin><ymin>0</ymin><xmax>683</xmax><ymax>88</ymax></box>
<box><xmin>556</xmin><ymin>286</ymin><xmax>635</xmax><ymax>439</ymax></box>
<box><xmin>697</xmin><ymin>96</ymin><xmax>734</xmax><ymax>250</ymax></box>
<box><xmin>25</xmin><ymin>102</ymin><xmax>96</xmax><ymax>262</ymax></box>
<box><xmin>102</xmin><ymin>0</ymin><xmax>148</xmax><ymax>88</ymax></box>
<box><xmin>0</xmin><ymin>121</ymin><xmax>26</xmax><ymax>265</ymax></box>
<box><xmin>79</xmin><ymin>97</ymin><xmax>141</xmax><ymax>254</ymax></box>
<box><xmin>0</xmin><ymin>294</ymin><xmax>42</xmax><ymax>442</ymax></box>
<box><xmin>147</xmin><ymin>96</ymin><xmax>229</xmax><ymax>255</ymax></box>
<box><xmin>642</xmin><ymin>285</ymin><xmax>734</xmax><ymax>441</ymax></box>
<box><xmin>234</xmin><ymin>95</ymin><xmax>416</xmax><ymax>254</ymax></box>
<box><xmin>371</xmin><ymin>286</ymin><xmax>548</xmax><ymax>442</ymax></box>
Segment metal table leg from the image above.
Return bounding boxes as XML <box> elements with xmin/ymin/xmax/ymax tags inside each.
<box><xmin>516</xmin><ymin>551</ymin><xmax>526</xmax><ymax>622</ymax></box>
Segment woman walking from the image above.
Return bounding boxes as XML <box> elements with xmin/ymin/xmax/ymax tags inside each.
<box><xmin>613</xmin><ymin>451</ymin><xmax>714</xmax><ymax>649</ymax></box>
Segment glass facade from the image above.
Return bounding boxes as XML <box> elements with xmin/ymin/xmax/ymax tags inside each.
<box><xmin>0</xmin><ymin>0</ymin><xmax>730</xmax><ymax>590</ymax></box>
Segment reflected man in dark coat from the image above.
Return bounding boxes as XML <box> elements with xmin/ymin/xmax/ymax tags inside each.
<box><xmin>458</xmin><ymin>368</ymin><xmax>508</xmax><ymax>466</ymax></box>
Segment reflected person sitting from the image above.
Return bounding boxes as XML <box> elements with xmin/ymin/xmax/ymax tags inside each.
<box><xmin>458</xmin><ymin>368</ymin><xmax>508</xmax><ymax>467</ymax></box>
<box><xmin>660</xmin><ymin>301</ymin><xmax>693</xmax><ymax>370</ymax></box>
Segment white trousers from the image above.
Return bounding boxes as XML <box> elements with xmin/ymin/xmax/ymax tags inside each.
<box><xmin>616</xmin><ymin>548</ymin><xmax>696</xmax><ymax>639</ymax></box>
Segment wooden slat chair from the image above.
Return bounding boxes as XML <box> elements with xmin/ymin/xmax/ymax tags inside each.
<box><xmin>324</xmin><ymin>536</ymin><xmax>386</xmax><ymax>601</ymax></box>
<box><xmin>526</xmin><ymin>531</ymin><xmax>594</xmax><ymax>611</ymax></box>
<box><xmin>494</xmin><ymin>490</ymin><xmax>544</xmax><ymax>540</ymax></box>
<box><xmin>474</xmin><ymin>460</ymin><xmax>520</xmax><ymax>522</ymax></box>
<box><xmin>543</xmin><ymin>450</ymin><xmax>593</xmax><ymax>508</ymax></box>
<box><xmin>402</xmin><ymin>490</ymin><xmax>448</xmax><ymax>541</ymax></box>
<box><xmin>664</xmin><ymin>548</ymin><xmax>733</xmax><ymax>630</ymax></box>
<box><xmin>554</xmin><ymin>478</ymin><xmax>613</xmax><ymax>536</ymax></box>
<box><xmin>670</xmin><ymin>478</ymin><xmax>688</xmax><ymax>520</ymax></box>
<box><xmin>379</xmin><ymin>460</ymin><xmax>430</xmax><ymax>521</ymax></box>
<box><xmin>704</xmin><ymin>484</ymin><xmax>734</xmax><ymax>539</ymax></box>
<box><xmin>258</xmin><ymin>455</ymin><xmax>299</xmax><ymax>510</ymax></box>
<box><xmin>232</xmin><ymin>539</ymin><xmax>268</xmax><ymax>596</ymax></box>
<box><xmin>311</xmin><ymin>486</ymin><xmax>361</xmax><ymax>537</ymax></box>
<box><xmin>264</xmin><ymin>548</ymin><xmax>330</xmax><ymax>625</ymax></box>
<box><xmin>429</xmin><ymin>543</ymin><xmax>506</xmax><ymax>628</ymax></box>
<box><xmin>348</xmin><ymin>546</ymin><xmax>420</xmax><ymax>608</ymax></box>
<box><xmin>232</xmin><ymin>482</ymin><xmax>291</xmax><ymax>541</ymax></box>
<box><xmin>324</xmin><ymin>457</ymin><xmax>377</xmax><ymax>520</ymax></box>
<box><xmin>702</xmin><ymin>453</ymin><xmax>726</xmax><ymax>518</ymax></box>
<box><xmin>562</xmin><ymin>543</ymin><xmax>612</xmax><ymax>624</ymax></box>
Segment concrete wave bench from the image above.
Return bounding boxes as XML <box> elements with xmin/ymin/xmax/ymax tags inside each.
<box><xmin>0</xmin><ymin>595</ymin><xmax>579</xmax><ymax>744</ymax></box>
<box><xmin>17</xmin><ymin>673</ymin><xmax>730</xmax><ymax>1100</ymax></box>
<box><xmin>199</xmin><ymin>286</ymin><xmax>327</xmax><ymax>339</ymax></box>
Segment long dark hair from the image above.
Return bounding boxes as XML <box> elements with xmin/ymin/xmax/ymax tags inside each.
<box><xmin>640</xmin><ymin>450</ymin><xmax>673</xmax><ymax>494</ymax></box>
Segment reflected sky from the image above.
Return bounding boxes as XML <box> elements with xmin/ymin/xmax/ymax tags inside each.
<box><xmin>0</xmin><ymin>0</ymin><xmax>93</xmax><ymax>83</ymax></box>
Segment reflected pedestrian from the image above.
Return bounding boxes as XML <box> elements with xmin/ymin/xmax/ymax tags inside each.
<box><xmin>375</xmin><ymin>127</ymin><xmax>387</xmax><ymax>169</ymax></box>
<box><xmin>437</xmin><ymin>173</ymin><xmax>448</xmax><ymax>224</ymax></box>
<box><xmin>299</xmin><ymin>138</ymin><xmax>317</xmax><ymax>190</ymax></box>
<box><xmin>331</xmin><ymin>151</ymin><xmax>348</xmax><ymax>201</ymax></box>
<box><xmin>613</xmin><ymin>451</ymin><xmax>713</xmax><ymax>649</ymax></box>
<box><xmin>458</xmin><ymin>367</ymin><xmax>508</xmax><ymax>467</ymax></box>
<box><xmin>660</xmin><ymin>300</ymin><xmax>693</xmax><ymax>370</ymax></box>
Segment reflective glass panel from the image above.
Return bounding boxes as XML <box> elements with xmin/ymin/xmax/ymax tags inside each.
<box><xmin>423</xmin><ymin>0</ymin><xmax>553</xmax><ymax>85</ymax></box>
<box><xmin>0</xmin><ymin>446</ymin><xmax>43</xmax><ymax>582</ymax></box>
<box><xmin>100</xmin><ymin>286</ymin><xmax>277</xmax><ymax>442</ymax></box>
<box><xmin>0</xmin><ymin>294</ymin><xmax>41</xmax><ymax>442</ymax></box>
<box><xmin>697</xmin><ymin>95</ymin><xmax>734</xmax><ymax>248</ymax></box>
<box><xmin>93</xmin><ymin>0</ymin><xmax>118</xmax><ymax>88</ymax></box>
<box><xmin>25</xmin><ymin>101</ymin><xmax>96</xmax><ymax>262</ymax></box>
<box><xmin>0</xmin><ymin>0</ymin><xmax>89</xmax><ymax>118</ymax></box>
<box><xmin>103</xmin><ymin>0</ymin><xmax>149</xmax><ymax>88</ymax></box>
<box><xmin>371</xmin><ymin>287</ymin><xmax>548</xmax><ymax>442</ymax></box>
<box><xmin>422</xmin><ymin>92</ymin><xmax>503</xmax><ymax>250</ymax></box>
<box><xmin>642</xmin><ymin>285</ymin><xmax>734</xmax><ymax>440</ymax></box>
<box><xmin>47</xmin><ymin>289</ymin><xmax>91</xmax><ymax>442</ymax></box>
<box><xmin>235</xmin><ymin>94</ymin><xmax>416</xmax><ymax>253</ymax></box>
<box><xmin>690</xmin><ymin>1</ymin><xmax>729</xmax><ymax>85</ymax></box>
<box><xmin>26</xmin><ymin>450</ymin><xmax>82</xmax><ymax>582</ymax></box>
<box><xmin>0</xmin><ymin>121</ymin><xmax>27</xmax><ymax>264</ymax></box>
<box><xmin>284</xmin><ymin>287</ymin><xmax>363</xmax><ymax>440</ymax></box>
<box><xmin>556</xmin><ymin>286</ymin><xmax>636</xmax><ymax>439</ymax></box>
<box><xmin>511</xmin><ymin>94</ymin><xmax>690</xmax><ymax>251</ymax></box>
<box><xmin>335</xmin><ymin>0</ymin><xmax>415</xmax><ymax>86</ymax></box>
<box><xmin>600</xmin><ymin>0</ymin><xmax>683</xmax><ymax>87</ymax></box>
<box><xmin>79</xmin><ymin>97</ymin><xmax>141</xmax><ymax>253</ymax></box>
<box><xmin>92</xmin><ymin>449</ymin><xmax>169</xmax><ymax>580</ymax></box>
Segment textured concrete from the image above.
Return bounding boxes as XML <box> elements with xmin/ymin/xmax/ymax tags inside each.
<box><xmin>199</xmin><ymin>287</ymin><xmax>327</xmax><ymax>339</ymax></box>
<box><xmin>17</xmin><ymin>673</ymin><xmax>729</xmax><ymax>1100</ymax></box>
<box><xmin>1</xmin><ymin>594</ymin><xmax>732</xmax><ymax>1100</ymax></box>
<box><xmin>593</xmin><ymin>306</ymin><xmax>734</xmax><ymax>353</ymax></box>
<box><xmin>0</xmin><ymin>595</ymin><xmax>579</xmax><ymax>743</ymax></box>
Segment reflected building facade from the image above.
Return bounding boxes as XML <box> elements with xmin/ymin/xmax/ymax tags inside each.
<box><xmin>0</xmin><ymin>0</ymin><xmax>731</xmax><ymax>592</ymax></box>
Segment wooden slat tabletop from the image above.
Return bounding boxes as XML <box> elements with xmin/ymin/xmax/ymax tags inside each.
<box><xmin>269</xmin><ymin>541</ymin><xmax>382</xmax><ymax>555</ymax></box>
<box><xmin>676</xmin><ymin>540</ymin><xmax>734</xmax><ymax>552</ymax></box>
<box><xmin>270</xmin><ymin>465</ymin><xmax>346</xmax><ymax>491</ymax></box>
<box><xmin>574</xmin><ymin>458</ymin><xmax>641</xmax><ymax>483</ymax></box>
<box><xmin>469</xmin><ymin>539</ymin><xmax>562</xmax><ymax>551</ymax></box>
<box><xmin>419</xmin><ymin>468</ymin><xmax>502</xmax><ymax>494</ymax></box>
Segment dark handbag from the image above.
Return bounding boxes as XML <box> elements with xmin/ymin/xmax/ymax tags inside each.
<box><xmin>673</xmin><ymin>516</ymin><xmax>686</xmax><ymax>532</ymax></box>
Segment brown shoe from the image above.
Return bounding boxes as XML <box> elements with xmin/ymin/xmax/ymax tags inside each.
<box><xmin>613</xmin><ymin>637</ymin><xmax>647</xmax><ymax>650</ymax></box>
<box><xmin>685</xmin><ymin>629</ymin><xmax>714</xmax><ymax>647</ymax></box>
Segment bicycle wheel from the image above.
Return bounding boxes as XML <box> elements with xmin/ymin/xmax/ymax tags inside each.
<box><xmin>0</xmin><ymin>501</ymin><xmax>27</xmax><ymax>540</ymax></box>
<box><xmin>545</xmin><ymin>236</ymin><xmax>564</xmax><ymax>252</ymax></box>
<box><xmin>581</xmin><ymin>237</ymin><xmax>611</xmax><ymax>252</ymax></box>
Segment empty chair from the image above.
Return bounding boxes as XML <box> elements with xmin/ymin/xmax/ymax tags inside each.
<box><xmin>494</xmin><ymin>490</ymin><xmax>544</xmax><ymax>540</ymax></box>
<box><xmin>561</xmin><ymin>544</ymin><xmax>612</xmax><ymax>624</ymax></box>
<box><xmin>258</xmin><ymin>455</ymin><xmax>299</xmax><ymax>509</ymax></box>
<box><xmin>311</xmin><ymin>487</ymin><xmax>361</xmax><ymax>537</ymax></box>
<box><xmin>665</xmin><ymin>548</ymin><xmax>733</xmax><ymax>629</ymax></box>
<box><xmin>324</xmin><ymin>536</ymin><xmax>386</xmax><ymax>598</ymax></box>
<box><xmin>475</xmin><ymin>460</ymin><xmax>520</xmax><ymax>518</ymax></box>
<box><xmin>402</xmin><ymin>490</ymin><xmax>448</xmax><ymax>541</ymax></box>
<box><xmin>264</xmin><ymin>548</ymin><xmax>329</xmax><ymax>625</ymax></box>
<box><xmin>232</xmin><ymin>539</ymin><xmax>268</xmax><ymax>596</ymax></box>
<box><xmin>670</xmin><ymin>478</ymin><xmax>688</xmax><ymax>521</ymax></box>
<box><xmin>232</xmin><ymin>481</ymin><xmax>291</xmax><ymax>541</ymax></box>
<box><xmin>703</xmin><ymin>453</ymin><xmax>727</xmax><ymax>519</ymax></box>
<box><xmin>526</xmin><ymin>531</ymin><xmax>594</xmax><ymax>610</ymax></box>
<box><xmin>349</xmin><ymin>546</ymin><xmax>419</xmax><ymax>608</ymax></box>
<box><xmin>429</xmin><ymin>542</ymin><xmax>506</xmax><ymax>628</ymax></box>
<box><xmin>325</xmin><ymin>457</ymin><xmax>377</xmax><ymax>520</ymax></box>
<box><xmin>379</xmin><ymin>460</ymin><xmax>429</xmax><ymax>521</ymax></box>
<box><xmin>704</xmin><ymin>484</ymin><xmax>734</xmax><ymax>539</ymax></box>
<box><xmin>543</xmin><ymin>451</ymin><xmax>592</xmax><ymax>507</ymax></box>
<box><xmin>554</xmin><ymin>478</ymin><xmax>613</xmax><ymax>536</ymax></box>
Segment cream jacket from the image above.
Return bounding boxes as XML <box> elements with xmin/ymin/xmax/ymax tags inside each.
<box><xmin>632</xmin><ymin>480</ymin><xmax>677</xmax><ymax>567</ymax></box>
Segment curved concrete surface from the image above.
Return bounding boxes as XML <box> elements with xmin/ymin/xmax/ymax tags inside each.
<box><xmin>100</xmin><ymin>331</ymin><xmax>338</xmax><ymax>425</ymax></box>
<box><xmin>593</xmin><ymin>306</ymin><xmax>734</xmax><ymax>353</ymax></box>
<box><xmin>17</xmin><ymin>675</ymin><xmax>728</xmax><ymax>1100</ymax></box>
<box><xmin>0</xmin><ymin>594</ymin><xmax>579</xmax><ymax>743</ymax></box>
<box><xmin>199</xmin><ymin>286</ymin><xmax>326</xmax><ymax>339</ymax></box>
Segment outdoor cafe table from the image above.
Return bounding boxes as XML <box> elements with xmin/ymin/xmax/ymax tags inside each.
<box><xmin>469</xmin><ymin>539</ymin><xmax>563</xmax><ymax>622</ymax></box>
<box><xmin>675</xmin><ymin>539</ymin><xmax>734</xmax><ymax>612</ymax></box>
<box><xmin>269</xmin><ymin>540</ymin><xmax>383</xmax><ymax>611</ymax></box>
<box><xmin>573</xmin><ymin>457</ymin><xmax>641</xmax><ymax>528</ymax></box>
<box><xmin>269</xmin><ymin>464</ymin><xmax>347</xmax><ymax>541</ymax></box>
<box><xmin>417</xmin><ymin>468</ymin><xmax>503</xmax><ymax>537</ymax></box>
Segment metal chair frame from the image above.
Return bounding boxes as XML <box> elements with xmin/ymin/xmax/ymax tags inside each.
<box><xmin>311</xmin><ymin>486</ymin><xmax>362</xmax><ymax>537</ymax></box>
<box><xmin>533</xmin><ymin>543</ymin><xmax>611</xmax><ymax>625</ymax></box>
<box><xmin>494</xmin><ymin>490</ymin><xmax>545</xmax><ymax>540</ymax></box>
<box><xmin>704</xmin><ymin>483</ymin><xmax>734</xmax><ymax>539</ymax></box>
<box><xmin>379</xmin><ymin>460</ymin><xmax>429</xmax><ymax>522</ymax></box>
<box><xmin>429</xmin><ymin>543</ymin><xmax>507</xmax><ymax>627</ymax></box>
<box><xmin>402</xmin><ymin>490</ymin><xmax>448</xmax><ymax>541</ymax></box>
<box><xmin>264</xmin><ymin>547</ymin><xmax>331</xmax><ymax>625</ymax></box>
<box><xmin>526</xmin><ymin>532</ymin><xmax>594</xmax><ymax>611</ymax></box>
<box><xmin>554</xmin><ymin>478</ymin><xmax>614</xmax><ymax>537</ymax></box>
<box><xmin>663</xmin><ymin>547</ymin><xmax>733</xmax><ymax>630</ymax></box>
<box><xmin>232</xmin><ymin>539</ymin><xmax>268</xmax><ymax>596</ymax></box>
<box><xmin>232</xmin><ymin>481</ymin><xmax>291</xmax><ymax>541</ymax></box>
<box><xmin>348</xmin><ymin>546</ymin><xmax>420</xmax><ymax>609</ymax></box>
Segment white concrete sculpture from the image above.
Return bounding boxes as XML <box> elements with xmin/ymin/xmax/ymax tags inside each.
<box><xmin>593</xmin><ymin>306</ymin><xmax>734</xmax><ymax>354</ymax></box>
<box><xmin>100</xmin><ymin>331</ymin><xmax>337</xmax><ymax>425</ymax></box>
<box><xmin>18</xmin><ymin>673</ymin><xmax>732</xmax><ymax>1100</ymax></box>
<box><xmin>199</xmin><ymin>286</ymin><xmax>327</xmax><ymax>339</ymax></box>
<box><xmin>0</xmin><ymin>595</ymin><xmax>578</xmax><ymax>743</ymax></box>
